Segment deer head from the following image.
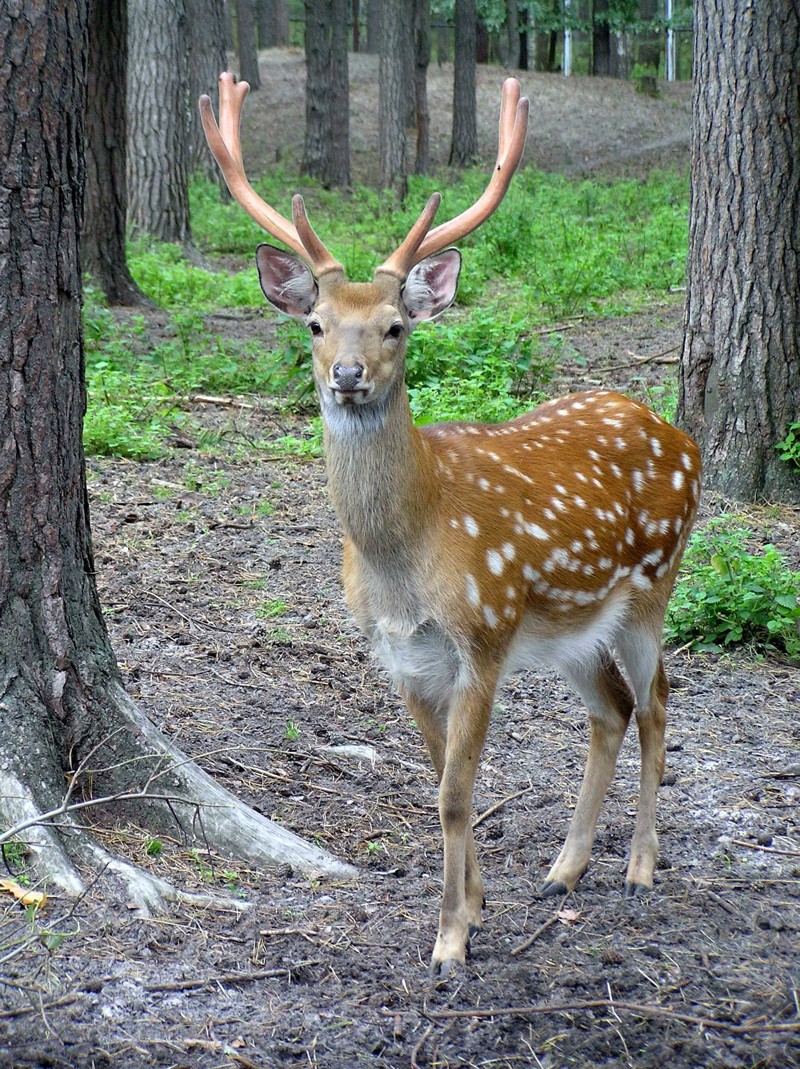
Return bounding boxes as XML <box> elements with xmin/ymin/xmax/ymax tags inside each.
<box><xmin>199</xmin><ymin>72</ymin><xmax>528</xmax><ymax>427</ymax></box>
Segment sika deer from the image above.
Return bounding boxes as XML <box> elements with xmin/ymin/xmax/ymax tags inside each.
<box><xmin>200</xmin><ymin>73</ymin><xmax>701</xmax><ymax>975</ymax></box>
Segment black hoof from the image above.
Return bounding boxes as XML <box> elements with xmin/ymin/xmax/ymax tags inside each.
<box><xmin>468</xmin><ymin>922</ymin><xmax>481</xmax><ymax>939</ymax></box>
<box><xmin>429</xmin><ymin>957</ymin><xmax>464</xmax><ymax>983</ymax></box>
<box><xmin>624</xmin><ymin>880</ymin><xmax>652</xmax><ymax>899</ymax></box>
<box><xmin>540</xmin><ymin>879</ymin><xmax>568</xmax><ymax>899</ymax></box>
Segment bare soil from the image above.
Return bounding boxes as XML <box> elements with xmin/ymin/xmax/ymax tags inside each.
<box><xmin>2</xmin><ymin>51</ymin><xmax>799</xmax><ymax>1069</ymax></box>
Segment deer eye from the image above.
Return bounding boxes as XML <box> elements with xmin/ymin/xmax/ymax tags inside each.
<box><xmin>308</xmin><ymin>320</ymin><xmax>323</xmax><ymax>337</ymax></box>
<box><xmin>385</xmin><ymin>323</ymin><xmax>404</xmax><ymax>340</ymax></box>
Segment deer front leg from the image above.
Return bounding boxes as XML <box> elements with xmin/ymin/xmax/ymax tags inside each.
<box><xmin>405</xmin><ymin>692</ymin><xmax>486</xmax><ymax>948</ymax></box>
<box><xmin>430</xmin><ymin>686</ymin><xmax>493</xmax><ymax>976</ymax></box>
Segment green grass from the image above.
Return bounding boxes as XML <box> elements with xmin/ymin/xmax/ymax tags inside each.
<box><xmin>83</xmin><ymin>167</ymin><xmax>689</xmax><ymax>459</ymax></box>
<box><xmin>666</xmin><ymin>517</ymin><xmax>800</xmax><ymax>660</ymax></box>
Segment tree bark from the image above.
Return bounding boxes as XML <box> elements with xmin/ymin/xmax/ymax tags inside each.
<box><xmin>378</xmin><ymin>0</ymin><xmax>408</xmax><ymax>193</ymax></box>
<box><xmin>365</xmin><ymin>0</ymin><xmax>379</xmax><ymax>53</ymax></box>
<box><xmin>303</xmin><ymin>0</ymin><xmax>350</xmax><ymax>188</ymax></box>
<box><xmin>449</xmin><ymin>0</ymin><xmax>478</xmax><ymax>166</ymax></box>
<box><xmin>592</xmin><ymin>0</ymin><xmax>612</xmax><ymax>75</ymax></box>
<box><xmin>413</xmin><ymin>0</ymin><xmax>431</xmax><ymax>175</ymax></box>
<box><xmin>84</xmin><ymin>0</ymin><xmax>150</xmax><ymax>305</ymax></box>
<box><xmin>236</xmin><ymin>0</ymin><xmax>262</xmax><ymax>88</ymax></box>
<box><xmin>0</xmin><ymin>0</ymin><xmax>354</xmax><ymax>907</ymax></box>
<box><xmin>186</xmin><ymin>0</ymin><xmax>229</xmax><ymax>185</ymax></box>
<box><xmin>257</xmin><ymin>0</ymin><xmax>289</xmax><ymax>47</ymax></box>
<box><xmin>678</xmin><ymin>0</ymin><xmax>800</xmax><ymax>504</ymax></box>
<box><xmin>127</xmin><ymin>0</ymin><xmax>193</xmax><ymax>245</ymax></box>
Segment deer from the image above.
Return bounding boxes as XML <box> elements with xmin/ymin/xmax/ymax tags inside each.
<box><xmin>200</xmin><ymin>72</ymin><xmax>701</xmax><ymax>976</ymax></box>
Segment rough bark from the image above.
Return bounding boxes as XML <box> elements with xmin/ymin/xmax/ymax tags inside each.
<box><xmin>127</xmin><ymin>0</ymin><xmax>193</xmax><ymax>245</ymax></box>
<box><xmin>0</xmin><ymin>0</ymin><xmax>354</xmax><ymax>907</ymax></box>
<box><xmin>678</xmin><ymin>0</ymin><xmax>800</xmax><ymax>504</ymax></box>
<box><xmin>257</xmin><ymin>0</ymin><xmax>289</xmax><ymax>47</ymax></box>
<box><xmin>187</xmin><ymin>0</ymin><xmax>229</xmax><ymax>185</ymax></box>
<box><xmin>365</xmin><ymin>0</ymin><xmax>379</xmax><ymax>53</ymax></box>
<box><xmin>449</xmin><ymin>0</ymin><xmax>478</xmax><ymax>166</ymax></box>
<box><xmin>303</xmin><ymin>0</ymin><xmax>350</xmax><ymax>188</ymax></box>
<box><xmin>378</xmin><ymin>0</ymin><xmax>408</xmax><ymax>194</ymax></box>
<box><xmin>236</xmin><ymin>0</ymin><xmax>262</xmax><ymax>88</ymax></box>
<box><xmin>592</xmin><ymin>0</ymin><xmax>612</xmax><ymax>75</ymax></box>
<box><xmin>84</xmin><ymin>0</ymin><xmax>150</xmax><ymax>305</ymax></box>
<box><xmin>413</xmin><ymin>0</ymin><xmax>431</xmax><ymax>175</ymax></box>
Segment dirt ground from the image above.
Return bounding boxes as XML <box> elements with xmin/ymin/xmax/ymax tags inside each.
<box><xmin>2</xmin><ymin>51</ymin><xmax>799</xmax><ymax>1069</ymax></box>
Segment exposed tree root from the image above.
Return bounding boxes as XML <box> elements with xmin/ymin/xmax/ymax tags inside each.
<box><xmin>0</xmin><ymin>682</ymin><xmax>357</xmax><ymax>913</ymax></box>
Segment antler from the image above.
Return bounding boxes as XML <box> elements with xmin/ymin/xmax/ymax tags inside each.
<box><xmin>377</xmin><ymin>78</ymin><xmax>529</xmax><ymax>280</ymax></box>
<box><xmin>199</xmin><ymin>72</ymin><xmax>343</xmax><ymax>276</ymax></box>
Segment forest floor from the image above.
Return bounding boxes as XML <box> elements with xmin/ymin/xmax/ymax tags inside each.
<box><xmin>2</xmin><ymin>51</ymin><xmax>799</xmax><ymax>1069</ymax></box>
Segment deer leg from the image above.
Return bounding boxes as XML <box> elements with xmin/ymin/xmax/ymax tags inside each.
<box><xmin>427</xmin><ymin>685</ymin><xmax>494</xmax><ymax>974</ymax></box>
<box><xmin>404</xmin><ymin>691</ymin><xmax>486</xmax><ymax>949</ymax></box>
<box><xmin>542</xmin><ymin>649</ymin><xmax>634</xmax><ymax>896</ymax></box>
<box><xmin>616</xmin><ymin>631</ymin><xmax>670</xmax><ymax>895</ymax></box>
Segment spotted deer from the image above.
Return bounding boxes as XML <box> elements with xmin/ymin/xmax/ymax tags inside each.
<box><xmin>201</xmin><ymin>73</ymin><xmax>701</xmax><ymax>975</ymax></box>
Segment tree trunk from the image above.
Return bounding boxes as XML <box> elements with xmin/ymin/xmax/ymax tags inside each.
<box><xmin>678</xmin><ymin>0</ymin><xmax>800</xmax><ymax>504</ymax></box>
<box><xmin>236</xmin><ymin>0</ymin><xmax>262</xmax><ymax>88</ymax></box>
<box><xmin>378</xmin><ymin>0</ymin><xmax>408</xmax><ymax>194</ymax></box>
<box><xmin>303</xmin><ymin>0</ymin><xmax>350</xmax><ymax>188</ymax></box>
<box><xmin>449</xmin><ymin>0</ymin><xmax>477</xmax><ymax>166</ymax></box>
<box><xmin>365</xmin><ymin>0</ymin><xmax>379</xmax><ymax>52</ymax></box>
<box><xmin>329</xmin><ymin>0</ymin><xmax>351</xmax><ymax>186</ymax></box>
<box><xmin>413</xmin><ymin>0</ymin><xmax>431</xmax><ymax>175</ymax></box>
<box><xmin>127</xmin><ymin>0</ymin><xmax>193</xmax><ymax>245</ymax></box>
<box><xmin>504</xmin><ymin>0</ymin><xmax>519</xmax><ymax>68</ymax></box>
<box><xmin>592</xmin><ymin>0</ymin><xmax>611</xmax><ymax>75</ymax></box>
<box><xmin>0</xmin><ymin>0</ymin><xmax>354</xmax><ymax>907</ymax></box>
<box><xmin>637</xmin><ymin>0</ymin><xmax>661</xmax><ymax>76</ymax></box>
<box><xmin>186</xmin><ymin>0</ymin><xmax>229</xmax><ymax>185</ymax></box>
<box><xmin>257</xmin><ymin>0</ymin><xmax>289</xmax><ymax>47</ymax></box>
<box><xmin>84</xmin><ymin>0</ymin><xmax>150</xmax><ymax>305</ymax></box>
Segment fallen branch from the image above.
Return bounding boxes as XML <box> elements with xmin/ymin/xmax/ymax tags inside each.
<box><xmin>473</xmin><ymin>783</ymin><xmax>535</xmax><ymax>829</ymax></box>
<box><xmin>144</xmin><ymin>961</ymin><xmax>319</xmax><ymax>992</ymax></box>
<box><xmin>511</xmin><ymin>894</ymin><xmax>569</xmax><ymax>956</ymax></box>
<box><xmin>425</xmin><ymin>997</ymin><xmax>800</xmax><ymax>1035</ymax></box>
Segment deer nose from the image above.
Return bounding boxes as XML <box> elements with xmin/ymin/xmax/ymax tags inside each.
<box><xmin>332</xmin><ymin>363</ymin><xmax>364</xmax><ymax>391</ymax></box>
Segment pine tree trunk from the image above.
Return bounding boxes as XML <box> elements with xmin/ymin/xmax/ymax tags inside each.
<box><xmin>257</xmin><ymin>0</ymin><xmax>288</xmax><ymax>47</ymax></box>
<box><xmin>592</xmin><ymin>0</ymin><xmax>611</xmax><ymax>75</ymax></box>
<box><xmin>84</xmin><ymin>0</ymin><xmax>151</xmax><ymax>305</ymax></box>
<box><xmin>236</xmin><ymin>0</ymin><xmax>262</xmax><ymax>88</ymax></box>
<box><xmin>187</xmin><ymin>0</ymin><xmax>229</xmax><ymax>185</ymax></box>
<box><xmin>379</xmin><ymin>0</ymin><xmax>408</xmax><ymax>194</ymax></box>
<box><xmin>328</xmin><ymin>0</ymin><xmax>351</xmax><ymax>187</ymax></box>
<box><xmin>127</xmin><ymin>0</ymin><xmax>193</xmax><ymax>244</ymax></box>
<box><xmin>1</xmin><ymin>0</ymin><xmax>354</xmax><ymax>905</ymax></box>
<box><xmin>449</xmin><ymin>0</ymin><xmax>477</xmax><ymax>166</ymax></box>
<box><xmin>414</xmin><ymin>0</ymin><xmax>431</xmax><ymax>175</ymax></box>
<box><xmin>678</xmin><ymin>0</ymin><xmax>800</xmax><ymax>504</ymax></box>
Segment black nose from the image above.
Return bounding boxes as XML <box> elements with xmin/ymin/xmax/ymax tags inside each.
<box><xmin>332</xmin><ymin>363</ymin><xmax>364</xmax><ymax>391</ymax></box>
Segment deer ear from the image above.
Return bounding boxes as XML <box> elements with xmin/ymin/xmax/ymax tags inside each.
<box><xmin>256</xmin><ymin>244</ymin><xmax>319</xmax><ymax>317</ymax></box>
<box><xmin>402</xmin><ymin>250</ymin><xmax>462</xmax><ymax>326</ymax></box>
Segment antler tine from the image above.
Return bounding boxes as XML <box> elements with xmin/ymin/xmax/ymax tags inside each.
<box><xmin>376</xmin><ymin>193</ymin><xmax>443</xmax><ymax>280</ymax></box>
<box><xmin>199</xmin><ymin>72</ymin><xmax>342</xmax><ymax>275</ymax></box>
<box><xmin>292</xmin><ymin>195</ymin><xmax>345</xmax><ymax>276</ymax></box>
<box><xmin>411</xmin><ymin>78</ymin><xmax>529</xmax><ymax>265</ymax></box>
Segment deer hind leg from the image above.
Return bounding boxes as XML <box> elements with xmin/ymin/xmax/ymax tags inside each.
<box><xmin>542</xmin><ymin>648</ymin><xmax>634</xmax><ymax>896</ymax></box>
<box><xmin>615</xmin><ymin>625</ymin><xmax>670</xmax><ymax>895</ymax></box>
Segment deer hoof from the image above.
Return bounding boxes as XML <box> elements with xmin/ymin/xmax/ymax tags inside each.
<box><xmin>540</xmin><ymin>878</ymin><xmax>568</xmax><ymax>898</ymax></box>
<box><xmin>624</xmin><ymin>880</ymin><xmax>652</xmax><ymax>900</ymax></box>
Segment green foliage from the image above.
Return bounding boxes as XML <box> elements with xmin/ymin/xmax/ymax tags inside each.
<box><xmin>666</xmin><ymin>518</ymin><xmax>800</xmax><ymax>660</ymax></box>
<box><xmin>777</xmin><ymin>422</ymin><xmax>800</xmax><ymax>468</ymax></box>
<box><xmin>84</xmin><ymin>167</ymin><xmax>687</xmax><ymax>457</ymax></box>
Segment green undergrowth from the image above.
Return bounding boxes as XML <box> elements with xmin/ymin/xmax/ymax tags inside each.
<box><xmin>666</xmin><ymin>516</ymin><xmax>800</xmax><ymax>661</ymax></box>
<box><xmin>84</xmin><ymin>166</ymin><xmax>689</xmax><ymax>459</ymax></box>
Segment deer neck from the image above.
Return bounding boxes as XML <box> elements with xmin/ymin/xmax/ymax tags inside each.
<box><xmin>321</xmin><ymin>380</ymin><xmax>437</xmax><ymax>562</ymax></box>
